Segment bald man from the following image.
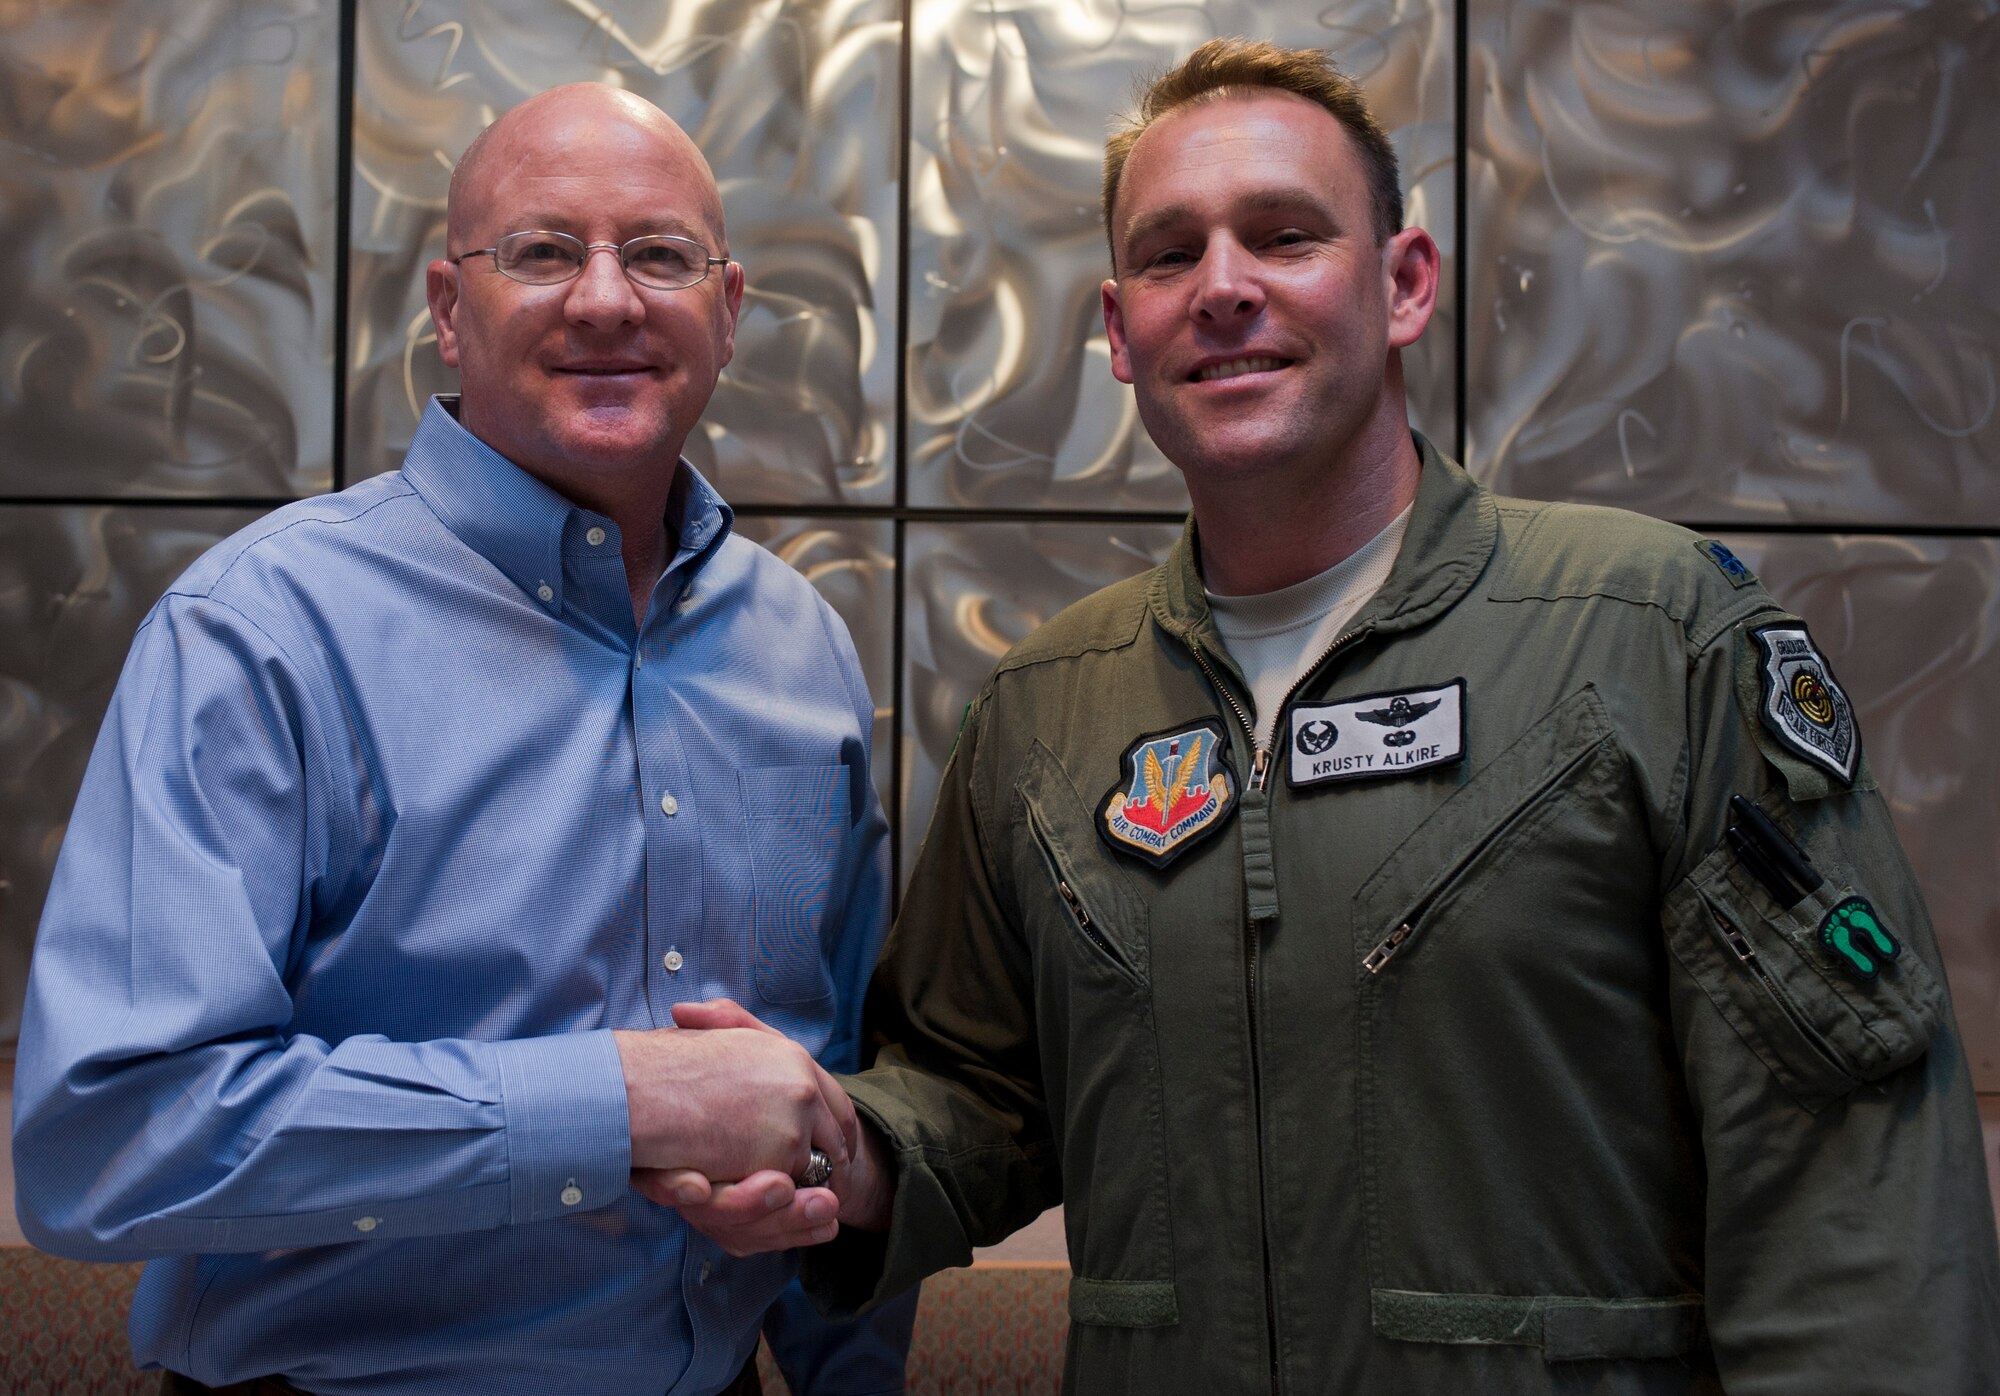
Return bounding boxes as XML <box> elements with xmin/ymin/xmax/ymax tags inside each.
<box><xmin>13</xmin><ymin>85</ymin><xmax>912</xmax><ymax>1396</ymax></box>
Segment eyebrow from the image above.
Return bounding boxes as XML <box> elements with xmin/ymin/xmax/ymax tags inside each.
<box><xmin>507</xmin><ymin>213</ymin><xmax>715</xmax><ymax>244</ymax></box>
<box><xmin>1118</xmin><ymin>187</ymin><xmax>1344</xmax><ymax>263</ymax></box>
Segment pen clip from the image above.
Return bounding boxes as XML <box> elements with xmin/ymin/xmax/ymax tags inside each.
<box><xmin>1727</xmin><ymin>825</ymin><xmax>1805</xmax><ymax>909</ymax></box>
<box><xmin>1728</xmin><ymin>794</ymin><xmax>1824</xmax><ymax>897</ymax></box>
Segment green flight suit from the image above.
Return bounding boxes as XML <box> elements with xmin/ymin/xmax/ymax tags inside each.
<box><xmin>810</xmin><ymin>435</ymin><xmax>2000</xmax><ymax>1394</ymax></box>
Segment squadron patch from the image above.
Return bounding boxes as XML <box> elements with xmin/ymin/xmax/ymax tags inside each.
<box><xmin>1098</xmin><ymin>720</ymin><xmax>1238</xmax><ymax>869</ymax></box>
<box><xmin>1696</xmin><ymin>539</ymin><xmax>1757</xmax><ymax>588</ymax></box>
<box><xmin>1751</xmin><ymin>625</ymin><xmax>1860</xmax><ymax>784</ymax></box>
<box><xmin>1287</xmin><ymin>680</ymin><xmax>1466</xmax><ymax>787</ymax></box>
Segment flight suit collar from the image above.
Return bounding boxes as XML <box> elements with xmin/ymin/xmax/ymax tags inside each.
<box><xmin>1149</xmin><ymin>430</ymin><xmax>1498</xmax><ymax>662</ymax></box>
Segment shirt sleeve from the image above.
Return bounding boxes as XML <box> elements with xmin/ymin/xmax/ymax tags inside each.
<box><xmin>10</xmin><ymin>593</ymin><xmax>633</xmax><ymax>1261</ymax></box>
<box><xmin>1659</xmin><ymin>609</ymin><xmax>2000</xmax><ymax>1393</ymax></box>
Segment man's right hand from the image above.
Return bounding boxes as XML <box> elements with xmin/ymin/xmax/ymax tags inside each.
<box><xmin>626</xmin><ymin>998</ymin><xmax>894</xmax><ymax>1256</ymax></box>
<box><xmin>613</xmin><ymin>1008</ymin><xmax>858</xmax><ymax>1184</ymax></box>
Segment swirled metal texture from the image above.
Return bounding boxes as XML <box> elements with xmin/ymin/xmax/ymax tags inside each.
<box><xmin>0</xmin><ymin>1</ymin><xmax>337</xmax><ymax>497</ymax></box>
<box><xmin>1467</xmin><ymin>2</ymin><xmax>2000</xmax><ymax>525</ymax></box>
<box><xmin>906</xmin><ymin>0</ymin><xmax>1458</xmax><ymax>509</ymax></box>
<box><xmin>900</xmin><ymin>520</ymin><xmax>1183</xmax><ymax>874</ymax></box>
<box><xmin>348</xmin><ymin>0</ymin><xmax>901</xmax><ymax>502</ymax></box>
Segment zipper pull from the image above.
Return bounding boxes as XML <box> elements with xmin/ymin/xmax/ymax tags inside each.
<box><xmin>1251</xmin><ymin>747</ymin><xmax>1271</xmax><ymax>792</ymax></box>
<box><xmin>1363</xmin><ymin>920</ymin><xmax>1416</xmax><ymax>974</ymax></box>
<box><xmin>1058</xmin><ymin>879</ymin><xmax>1093</xmax><ymax>931</ymax></box>
<box><xmin>1710</xmin><ymin>906</ymin><xmax>1766</xmax><ymax>973</ymax></box>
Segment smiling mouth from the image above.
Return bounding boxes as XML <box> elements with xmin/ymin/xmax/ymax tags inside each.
<box><xmin>555</xmin><ymin>363</ymin><xmax>654</xmax><ymax>376</ymax></box>
<box><xmin>1191</xmin><ymin>355</ymin><xmax>1291</xmax><ymax>383</ymax></box>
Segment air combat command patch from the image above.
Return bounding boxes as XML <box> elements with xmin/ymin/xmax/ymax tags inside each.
<box><xmin>1099</xmin><ymin>720</ymin><xmax>1238</xmax><ymax>869</ymax></box>
<box><xmin>1751</xmin><ymin>624</ymin><xmax>1860</xmax><ymax>784</ymax></box>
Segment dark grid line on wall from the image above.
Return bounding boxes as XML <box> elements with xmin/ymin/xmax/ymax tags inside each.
<box><xmin>1454</xmin><ymin>0</ymin><xmax>1469</xmax><ymax>470</ymax></box>
<box><xmin>332</xmin><ymin>0</ymin><xmax>358</xmax><ymax>494</ymax></box>
<box><xmin>888</xmin><ymin>0</ymin><xmax>915</xmax><ymax>898</ymax></box>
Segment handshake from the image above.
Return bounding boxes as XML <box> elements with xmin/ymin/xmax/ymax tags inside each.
<box><xmin>613</xmin><ymin>1000</ymin><xmax>892</xmax><ymax>1256</ymax></box>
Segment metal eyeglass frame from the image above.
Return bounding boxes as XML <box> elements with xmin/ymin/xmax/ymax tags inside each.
<box><xmin>450</xmin><ymin>230</ymin><xmax>730</xmax><ymax>290</ymax></box>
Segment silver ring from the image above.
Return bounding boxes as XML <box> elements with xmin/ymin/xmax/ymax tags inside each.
<box><xmin>798</xmin><ymin>1148</ymin><xmax>833</xmax><ymax>1189</ymax></box>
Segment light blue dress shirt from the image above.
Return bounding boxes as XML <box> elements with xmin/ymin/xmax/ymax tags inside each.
<box><xmin>12</xmin><ymin>398</ymin><xmax>908</xmax><ymax>1395</ymax></box>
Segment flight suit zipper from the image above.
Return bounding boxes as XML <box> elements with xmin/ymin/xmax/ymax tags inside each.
<box><xmin>1359</xmin><ymin>730</ymin><xmax>1606</xmax><ymax>975</ymax></box>
<box><xmin>1026</xmin><ymin>803</ymin><xmax>1133</xmax><ymax>977</ymax></box>
<box><xmin>1188</xmin><ymin>625</ymin><xmax>1370</xmax><ymax>1393</ymax></box>
<box><xmin>1709</xmin><ymin>904</ymin><xmax>1850</xmax><ymax>1075</ymax></box>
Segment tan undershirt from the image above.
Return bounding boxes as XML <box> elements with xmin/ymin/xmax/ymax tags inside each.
<box><xmin>1205</xmin><ymin>504</ymin><xmax>1412</xmax><ymax>752</ymax></box>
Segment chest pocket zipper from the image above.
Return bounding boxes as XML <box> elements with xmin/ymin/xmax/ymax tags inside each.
<box><xmin>1361</xmin><ymin>727</ymin><xmax>1613</xmax><ymax>976</ymax></box>
<box><xmin>1706</xmin><ymin>902</ymin><xmax>1851</xmax><ymax>1078</ymax></box>
<box><xmin>1026</xmin><ymin>802</ymin><xmax>1138</xmax><ymax>980</ymax></box>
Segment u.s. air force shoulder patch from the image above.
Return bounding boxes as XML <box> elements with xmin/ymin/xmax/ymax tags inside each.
<box><xmin>1098</xmin><ymin>720</ymin><xmax>1238</xmax><ymax>869</ymax></box>
<box><xmin>1751</xmin><ymin>624</ymin><xmax>1859</xmax><ymax>784</ymax></box>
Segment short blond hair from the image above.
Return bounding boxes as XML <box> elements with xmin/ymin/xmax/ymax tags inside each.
<box><xmin>1101</xmin><ymin>38</ymin><xmax>1403</xmax><ymax>261</ymax></box>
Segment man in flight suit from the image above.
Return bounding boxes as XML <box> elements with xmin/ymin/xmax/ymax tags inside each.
<box><xmin>666</xmin><ymin>38</ymin><xmax>2000</xmax><ymax>1394</ymax></box>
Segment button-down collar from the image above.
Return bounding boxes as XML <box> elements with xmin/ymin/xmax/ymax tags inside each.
<box><xmin>398</xmin><ymin>396</ymin><xmax>734</xmax><ymax>620</ymax></box>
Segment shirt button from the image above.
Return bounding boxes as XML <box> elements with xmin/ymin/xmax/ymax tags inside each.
<box><xmin>662</xmin><ymin>949</ymin><xmax>684</xmax><ymax>973</ymax></box>
<box><xmin>536</xmin><ymin>583</ymin><xmax>554</xmax><ymax>603</ymax></box>
<box><xmin>560</xmin><ymin>1183</ymin><xmax>583</xmax><ymax>1207</ymax></box>
<box><xmin>659</xmin><ymin>792</ymin><xmax>679</xmax><ymax>817</ymax></box>
<box><xmin>700</xmin><ymin>1260</ymin><xmax>713</xmax><ymax>1284</ymax></box>
<box><xmin>354</xmin><ymin>1216</ymin><xmax>379</xmax><ymax>1233</ymax></box>
<box><xmin>586</xmin><ymin>526</ymin><xmax>606</xmax><ymax>547</ymax></box>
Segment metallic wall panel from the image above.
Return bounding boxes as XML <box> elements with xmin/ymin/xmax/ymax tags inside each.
<box><xmin>348</xmin><ymin>0</ymin><xmax>900</xmax><ymax>504</ymax></box>
<box><xmin>0</xmin><ymin>507</ymin><xmax>262</xmax><ymax>1045</ymax></box>
<box><xmin>899</xmin><ymin>520</ymin><xmax>1182</xmax><ymax>878</ymax></box>
<box><xmin>0</xmin><ymin>2</ymin><xmax>337</xmax><ymax>498</ymax></box>
<box><xmin>1468</xmin><ymin>4</ymin><xmax>2000</xmax><ymax>525</ymax></box>
<box><xmin>1722</xmin><ymin>533</ymin><xmax>2000</xmax><ymax>1088</ymax></box>
<box><xmin>906</xmin><ymin>0</ymin><xmax>1458</xmax><ymax>510</ymax></box>
<box><xmin>731</xmin><ymin>515</ymin><xmax>897</xmax><ymax>823</ymax></box>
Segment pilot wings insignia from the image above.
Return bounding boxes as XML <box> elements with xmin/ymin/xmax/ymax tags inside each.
<box><xmin>1357</xmin><ymin>695</ymin><xmax>1443</xmax><ymax>728</ymax></box>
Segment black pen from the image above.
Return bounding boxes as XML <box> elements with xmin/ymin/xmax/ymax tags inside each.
<box><xmin>1727</xmin><ymin>825</ymin><xmax>1804</xmax><ymax>908</ymax></box>
<box><xmin>1729</xmin><ymin>794</ymin><xmax>1824</xmax><ymax>897</ymax></box>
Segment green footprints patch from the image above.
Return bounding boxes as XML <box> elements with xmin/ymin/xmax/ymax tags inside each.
<box><xmin>1818</xmin><ymin>897</ymin><xmax>1900</xmax><ymax>980</ymax></box>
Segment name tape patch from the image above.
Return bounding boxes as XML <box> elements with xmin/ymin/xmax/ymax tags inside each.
<box><xmin>1098</xmin><ymin>719</ymin><xmax>1238</xmax><ymax>868</ymax></box>
<box><xmin>1751</xmin><ymin>624</ymin><xmax>1859</xmax><ymax>784</ymax></box>
<box><xmin>1288</xmin><ymin>680</ymin><xmax>1467</xmax><ymax>788</ymax></box>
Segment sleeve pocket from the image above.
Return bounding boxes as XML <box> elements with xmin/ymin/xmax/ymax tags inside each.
<box><xmin>1663</xmin><ymin>841</ymin><xmax>1946</xmax><ymax>1113</ymax></box>
<box><xmin>741</xmin><ymin>764</ymin><xmax>851</xmax><ymax>1006</ymax></box>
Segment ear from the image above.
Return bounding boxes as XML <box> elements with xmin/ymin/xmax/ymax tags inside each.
<box><xmin>1382</xmin><ymin>227</ymin><xmax>1440</xmax><ymax>351</ymax></box>
<box><xmin>716</xmin><ymin>259</ymin><xmax>746</xmax><ymax>368</ymax></box>
<box><xmin>1102</xmin><ymin>278</ymin><xmax>1134</xmax><ymax>385</ymax></box>
<box><xmin>425</xmin><ymin>258</ymin><xmax>464</xmax><ymax>368</ymax></box>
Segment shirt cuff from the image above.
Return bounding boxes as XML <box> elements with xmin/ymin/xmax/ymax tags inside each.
<box><xmin>495</xmin><ymin>1030</ymin><xmax>633</xmax><ymax>1225</ymax></box>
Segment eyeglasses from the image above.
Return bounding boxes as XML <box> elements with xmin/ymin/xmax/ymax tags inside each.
<box><xmin>451</xmin><ymin>230</ymin><xmax>729</xmax><ymax>290</ymax></box>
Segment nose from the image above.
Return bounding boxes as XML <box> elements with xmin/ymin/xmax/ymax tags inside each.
<box><xmin>1190</xmin><ymin>238</ymin><xmax>1265</xmax><ymax>324</ymax></box>
<box><xmin>563</xmin><ymin>243</ymin><xmax>644</xmax><ymax>331</ymax></box>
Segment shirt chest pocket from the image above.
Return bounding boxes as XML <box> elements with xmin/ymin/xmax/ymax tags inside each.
<box><xmin>740</xmin><ymin>764</ymin><xmax>850</xmax><ymax>1006</ymax></box>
